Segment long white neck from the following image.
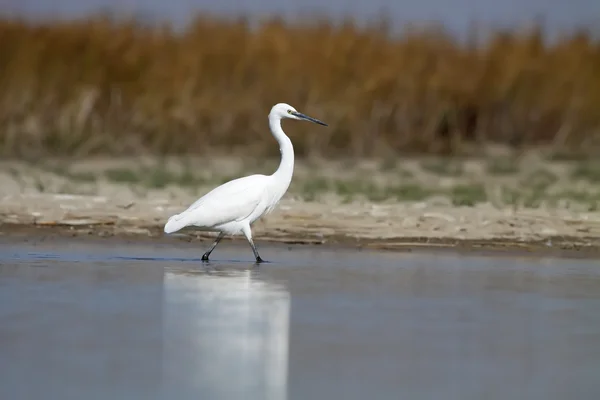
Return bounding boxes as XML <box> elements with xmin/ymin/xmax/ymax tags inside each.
<box><xmin>269</xmin><ymin>114</ymin><xmax>294</xmax><ymax>186</ymax></box>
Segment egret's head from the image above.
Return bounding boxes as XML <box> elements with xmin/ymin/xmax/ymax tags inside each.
<box><xmin>269</xmin><ymin>103</ymin><xmax>328</xmax><ymax>126</ymax></box>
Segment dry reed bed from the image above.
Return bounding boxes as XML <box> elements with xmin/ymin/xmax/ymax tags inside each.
<box><xmin>0</xmin><ymin>16</ymin><xmax>599</xmax><ymax>158</ymax></box>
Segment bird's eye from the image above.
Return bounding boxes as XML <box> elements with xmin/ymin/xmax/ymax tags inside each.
<box><xmin>287</xmin><ymin>110</ymin><xmax>292</xmax><ymax>114</ymax></box>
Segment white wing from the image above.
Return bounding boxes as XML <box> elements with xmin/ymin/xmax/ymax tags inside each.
<box><xmin>177</xmin><ymin>174</ymin><xmax>269</xmax><ymax>228</ymax></box>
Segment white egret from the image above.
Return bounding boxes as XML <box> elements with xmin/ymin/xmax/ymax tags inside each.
<box><xmin>163</xmin><ymin>103</ymin><xmax>327</xmax><ymax>263</ymax></box>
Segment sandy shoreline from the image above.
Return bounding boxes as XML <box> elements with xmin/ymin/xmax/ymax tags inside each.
<box><xmin>1</xmin><ymin>155</ymin><xmax>599</xmax><ymax>257</ymax></box>
<box><xmin>1</xmin><ymin>191</ymin><xmax>599</xmax><ymax>257</ymax></box>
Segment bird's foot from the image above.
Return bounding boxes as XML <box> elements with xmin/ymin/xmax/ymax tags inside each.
<box><xmin>201</xmin><ymin>253</ymin><xmax>210</xmax><ymax>262</ymax></box>
<box><xmin>255</xmin><ymin>256</ymin><xmax>264</xmax><ymax>264</ymax></box>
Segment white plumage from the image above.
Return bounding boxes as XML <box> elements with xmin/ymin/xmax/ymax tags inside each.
<box><xmin>163</xmin><ymin>103</ymin><xmax>327</xmax><ymax>263</ymax></box>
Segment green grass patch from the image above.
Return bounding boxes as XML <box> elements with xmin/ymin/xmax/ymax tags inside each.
<box><xmin>449</xmin><ymin>184</ymin><xmax>487</xmax><ymax>206</ymax></box>
<box><xmin>517</xmin><ymin>169</ymin><xmax>559</xmax><ymax>207</ymax></box>
<box><xmin>521</xmin><ymin>169</ymin><xmax>558</xmax><ymax>190</ymax></box>
<box><xmin>500</xmin><ymin>186</ymin><xmax>522</xmax><ymax>206</ymax></box>
<box><xmin>421</xmin><ymin>159</ymin><xmax>464</xmax><ymax>177</ymax></box>
<box><xmin>298</xmin><ymin>177</ymin><xmax>438</xmax><ymax>203</ymax></box>
<box><xmin>42</xmin><ymin>163</ymin><xmax>98</xmax><ymax>183</ymax></box>
<box><xmin>105</xmin><ymin>168</ymin><xmax>141</xmax><ymax>183</ymax></box>
<box><xmin>300</xmin><ymin>177</ymin><xmax>330</xmax><ymax>201</ymax></box>
<box><xmin>389</xmin><ymin>184</ymin><xmax>433</xmax><ymax>202</ymax></box>
<box><xmin>486</xmin><ymin>157</ymin><xmax>520</xmax><ymax>176</ymax></box>
<box><xmin>571</xmin><ymin>161</ymin><xmax>600</xmax><ymax>183</ymax></box>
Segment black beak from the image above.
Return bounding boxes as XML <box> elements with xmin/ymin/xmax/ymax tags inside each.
<box><xmin>292</xmin><ymin>111</ymin><xmax>328</xmax><ymax>126</ymax></box>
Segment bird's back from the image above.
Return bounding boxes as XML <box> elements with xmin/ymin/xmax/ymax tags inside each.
<box><xmin>164</xmin><ymin>174</ymin><xmax>270</xmax><ymax>234</ymax></box>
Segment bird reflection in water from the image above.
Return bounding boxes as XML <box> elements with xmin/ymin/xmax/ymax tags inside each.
<box><xmin>163</xmin><ymin>264</ymin><xmax>290</xmax><ymax>400</ymax></box>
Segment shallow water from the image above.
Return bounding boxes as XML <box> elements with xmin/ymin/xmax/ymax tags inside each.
<box><xmin>1</xmin><ymin>237</ymin><xmax>599</xmax><ymax>400</ymax></box>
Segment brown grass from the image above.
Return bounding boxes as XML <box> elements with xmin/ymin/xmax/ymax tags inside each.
<box><xmin>0</xmin><ymin>15</ymin><xmax>599</xmax><ymax>159</ymax></box>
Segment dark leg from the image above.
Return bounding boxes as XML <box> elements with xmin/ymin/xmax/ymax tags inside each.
<box><xmin>201</xmin><ymin>232</ymin><xmax>225</xmax><ymax>261</ymax></box>
<box><xmin>242</xmin><ymin>225</ymin><xmax>264</xmax><ymax>263</ymax></box>
<box><xmin>248</xmin><ymin>238</ymin><xmax>264</xmax><ymax>264</ymax></box>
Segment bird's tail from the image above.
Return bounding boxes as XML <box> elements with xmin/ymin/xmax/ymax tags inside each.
<box><xmin>164</xmin><ymin>212</ymin><xmax>190</xmax><ymax>234</ymax></box>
